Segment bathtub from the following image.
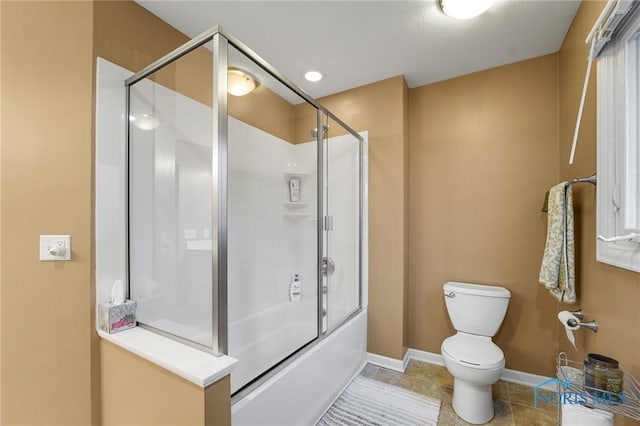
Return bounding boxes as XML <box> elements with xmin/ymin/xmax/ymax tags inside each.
<box><xmin>228</xmin><ymin>300</ymin><xmax>319</xmax><ymax>393</ymax></box>
<box><xmin>231</xmin><ymin>308</ymin><xmax>367</xmax><ymax>426</ymax></box>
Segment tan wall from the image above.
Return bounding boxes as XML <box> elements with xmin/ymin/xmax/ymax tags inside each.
<box><xmin>0</xmin><ymin>1</ymin><xmax>232</xmax><ymax>424</ymax></box>
<box><xmin>1</xmin><ymin>2</ymin><xmax>95</xmax><ymax>424</ymax></box>
<box><xmin>100</xmin><ymin>341</ymin><xmax>230</xmax><ymax>426</ymax></box>
<box><xmin>408</xmin><ymin>54</ymin><xmax>561</xmax><ymax>376</ymax></box>
<box><xmin>295</xmin><ymin>76</ymin><xmax>410</xmax><ymax>360</ymax></box>
<box><xmin>559</xmin><ymin>2</ymin><xmax>640</xmax><ymax>423</ymax></box>
<box><xmin>229</xmin><ymin>87</ymin><xmax>296</xmax><ymax>143</ymax></box>
<box><xmin>204</xmin><ymin>375</ymin><xmax>232</xmax><ymax>426</ymax></box>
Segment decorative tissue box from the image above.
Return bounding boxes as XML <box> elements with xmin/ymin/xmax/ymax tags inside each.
<box><xmin>99</xmin><ymin>300</ymin><xmax>137</xmax><ymax>334</ymax></box>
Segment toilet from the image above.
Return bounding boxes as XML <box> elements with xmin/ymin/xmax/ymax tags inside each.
<box><xmin>441</xmin><ymin>281</ymin><xmax>511</xmax><ymax>424</ymax></box>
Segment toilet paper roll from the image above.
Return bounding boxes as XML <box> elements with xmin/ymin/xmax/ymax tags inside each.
<box><xmin>558</xmin><ymin>310</ymin><xmax>581</xmax><ymax>350</ymax></box>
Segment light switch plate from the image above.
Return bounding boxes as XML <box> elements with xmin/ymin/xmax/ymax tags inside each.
<box><xmin>40</xmin><ymin>235</ymin><xmax>71</xmax><ymax>261</ymax></box>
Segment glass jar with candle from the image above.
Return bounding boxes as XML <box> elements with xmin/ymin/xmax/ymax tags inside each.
<box><xmin>584</xmin><ymin>354</ymin><xmax>624</xmax><ymax>403</ymax></box>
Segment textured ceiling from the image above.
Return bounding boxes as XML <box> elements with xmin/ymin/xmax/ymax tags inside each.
<box><xmin>135</xmin><ymin>0</ymin><xmax>581</xmax><ymax>99</ymax></box>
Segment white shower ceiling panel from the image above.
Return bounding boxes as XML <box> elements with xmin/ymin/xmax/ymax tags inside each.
<box><xmin>135</xmin><ymin>0</ymin><xmax>581</xmax><ymax>100</ymax></box>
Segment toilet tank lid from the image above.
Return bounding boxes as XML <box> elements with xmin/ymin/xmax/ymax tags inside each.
<box><xmin>444</xmin><ymin>282</ymin><xmax>511</xmax><ymax>298</ymax></box>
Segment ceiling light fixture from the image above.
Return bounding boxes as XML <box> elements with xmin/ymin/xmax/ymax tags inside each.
<box><xmin>304</xmin><ymin>70</ymin><xmax>323</xmax><ymax>82</ymax></box>
<box><xmin>129</xmin><ymin>113</ymin><xmax>160</xmax><ymax>130</ymax></box>
<box><xmin>228</xmin><ymin>68</ymin><xmax>258</xmax><ymax>96</ymax></box>
<box><xmin>439</xmin><ymin>0</ymin><xmax>495</xmax><ymax>19</ymax></box>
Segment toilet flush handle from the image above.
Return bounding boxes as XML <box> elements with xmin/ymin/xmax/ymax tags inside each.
<box><xmin>445</xmin><ymin>291</ymin><xmax>455</xmax><ymax>298</ymax></box>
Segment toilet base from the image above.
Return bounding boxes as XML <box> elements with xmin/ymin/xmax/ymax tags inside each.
<box><xmin>451</xmin><ymin>378</ymin><xmax>494</xmax><ymax>424</ymax></box>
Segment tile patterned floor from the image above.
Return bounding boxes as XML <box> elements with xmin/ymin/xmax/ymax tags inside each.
<box><xmin>361</xmin><ymin>360</ymin><xmax>558</xmax><ymax>426</ymax></box>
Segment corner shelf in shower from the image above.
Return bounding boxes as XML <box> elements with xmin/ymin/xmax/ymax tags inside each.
<box><xmin>283</xmin><ymin>201</ymin><xmax>307</xmax><ymax>208</ymax></box>
<box><xmin>283</xmin><ymin>170</ymin><xmax>310</xmax><ymax>218</ymax></box>
<box><xmin>185</xmin><ymin>239</ymin><xmax>212</xmax><ymax>251</ymax></box>
<box><xmin>283</xmin><ymin>170</ymin><xmax>310</xmax><ymax>179</ymax></box>
<box><xmin>283</xmin><ymin>212</ymin><xmax>310</xmax><ymax>219</ymax></box>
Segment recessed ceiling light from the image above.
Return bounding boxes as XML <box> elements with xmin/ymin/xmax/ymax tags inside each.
<box><xmin>304</xmin><ymin>71</ymin><xmax>323</xmax><ymax>82</ymax></box>
<box><xmin>440</xmin><ymin>0</ymin><xmax>495</xmax><ymax>19</ymax></box>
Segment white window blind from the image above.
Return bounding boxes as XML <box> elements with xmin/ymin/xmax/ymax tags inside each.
<box><xmin>569</xmin><ymin>0</ymin><xmax>639</xmax><ymax>165</ymax></box>
<box><xmin>594</xmin><ymin>0</ymin><xmax>640</xmax><ymax>272</ymax></box>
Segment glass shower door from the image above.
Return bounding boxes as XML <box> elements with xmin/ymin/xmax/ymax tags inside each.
<box><xmin>129</xmin><ymin>41</ymin><xmax>214</xmax><ymax>349</ymax></box>
<box><xmin>323</xmin><ymin>114</ymin><xmax>361</xmax><ymax>332</ymax></box>
<box><xmin>226</xmin><ymin>45</ymin><xmax>319</xmax><ymax>394</ymax></box>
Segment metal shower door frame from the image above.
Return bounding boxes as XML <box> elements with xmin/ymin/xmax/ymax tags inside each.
<box><xmin>124</xmin><ymin>26</ymin><xmax>364</xmax><ymax>361</ymax></box>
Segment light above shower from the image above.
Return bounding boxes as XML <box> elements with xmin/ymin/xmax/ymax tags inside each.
<box><xmin>439</xmin><ymin>0</ymin><xmax>495</xmax><ymax>19</ymax></box>
<box><xmin>304</xmin><ymin>70</ymin><xmax>323</xmax><ymax>82</ymax></box>
<box><xmin>129</xmin><ymin>113</ymin><xmax>159</xmax><ymax>130</ymax></box>
<box><xmin>228</xmin><ymin>68</ymin><xmax>258</xmax><ymax>96</ymax></box>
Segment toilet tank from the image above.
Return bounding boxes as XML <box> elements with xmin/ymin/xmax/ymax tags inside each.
<box><xmin>443</xmin><ymin>282</ymin><xmax>511</xmax><ymax>337</ymax></box>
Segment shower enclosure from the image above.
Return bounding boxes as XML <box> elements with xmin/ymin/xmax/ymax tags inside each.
<box><xmin>125</xmin><ymin>26</ymin><xmax>364</xmax><ymax>396</ymax></box>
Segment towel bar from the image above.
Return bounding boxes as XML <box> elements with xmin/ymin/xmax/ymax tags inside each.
<box><xmin>541</xmin><ymin>174</ymin><xmax>596</xmax><ymax>213</ymax></box>
<box><xmin>569</xmin><ymin>174</ymin><xmax>597</xmax><ymax>185</ymax></box>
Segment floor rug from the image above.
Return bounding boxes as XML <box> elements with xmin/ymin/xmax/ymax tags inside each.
<box><xmin>317</xmin><ymin>375</ymin><xmax>441</xmax><ymax>426</ymax></box>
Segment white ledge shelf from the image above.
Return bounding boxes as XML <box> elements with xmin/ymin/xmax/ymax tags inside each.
<box><xmin>98</xmin><ymin>327</ymin><xmax>238</xmax><ymax>388</ymax></box>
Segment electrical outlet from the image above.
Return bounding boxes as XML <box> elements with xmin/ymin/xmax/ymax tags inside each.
<box><xmin>40</xmin><ymin>235</ymin><xmax>71</xmax><ymax>261</ymax></box>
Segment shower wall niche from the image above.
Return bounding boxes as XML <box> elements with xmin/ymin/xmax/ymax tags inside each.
<box><xmin>99</xmin><ymin>27</ymin><xmax>364</xmax><ymax>398</ymax></box>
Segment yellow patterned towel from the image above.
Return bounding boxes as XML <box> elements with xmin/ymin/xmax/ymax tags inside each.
<box><xmin>539</xmin><ymin>182</ymin><xmax>576</xmax><ymax>303</ymax></box>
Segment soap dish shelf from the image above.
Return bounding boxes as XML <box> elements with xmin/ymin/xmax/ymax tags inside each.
<box><xmin>556</xmin><ymin>353</ymin><xmax>640</xmax><ymax>420</ymax></box>
<box><xmin>283</xmin><ymin>212</ymin><xmax>310</xmax><ymax>218</ymax></box>
<box><xmin>283</xmin><ymin>201</ymin><xmax>307</xmax><ymax>208</ymax></box>
<box><xmin>284</xmin><ymin>170</ymin><xmax>310</xmax><ymax>179</ymax></box>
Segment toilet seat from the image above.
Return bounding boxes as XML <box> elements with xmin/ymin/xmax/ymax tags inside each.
<box><xmin>442</xmin><ymin>334</ymin><xmax>504</xmax><ymax>370</ymax></box>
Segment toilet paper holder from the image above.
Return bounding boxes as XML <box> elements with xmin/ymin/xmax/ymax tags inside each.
<box><xmin>567</xmin><ymin>308</ymin><xmax>598</xmax><ymax>332</ymax></box>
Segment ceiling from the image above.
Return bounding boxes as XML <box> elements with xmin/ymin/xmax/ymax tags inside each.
<box><xmin>136</xmin><ymin>0</ymin><xmax>581</xmax><ymax>100</ymax></box>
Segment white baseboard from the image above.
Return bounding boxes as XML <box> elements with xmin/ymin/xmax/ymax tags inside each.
<box><xmin>501</xmin><ymin>367</ymin><xmax>557</xmax><ymax>391</ymax></box>
<box><xmin>366</xmin><ymin>352</ymin><xmax>405</xmax><ymax>372</ymax></box>
<box><xmin>367</xmin><ymin>348</ymin><xmax>554</xmax><ymax>391</ymax></box>
<box><xmin>402</xmin><ymin>349</ymin><xmax>411</xmax><ymax>371</ymax></box>
<box><xmin>405</xmin><ymin>348</ymin><xmax>445</xmax><ymax>367</ymax></box>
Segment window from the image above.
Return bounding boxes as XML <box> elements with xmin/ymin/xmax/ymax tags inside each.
<box><xmin>597</xmin><ymin>3</ymin><xmax>640</xmax><ymax>272</ymax></box>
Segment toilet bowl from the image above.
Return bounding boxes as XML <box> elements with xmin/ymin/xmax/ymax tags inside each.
<box><xmin>441</xmin><ymin>282</ymin><xmax>510</xmax><ymax>425</ymax></box>
<box><xmin>442</xmin><ymin>333</ymin><xmax>505</xmax><ymax>424</ymax></box>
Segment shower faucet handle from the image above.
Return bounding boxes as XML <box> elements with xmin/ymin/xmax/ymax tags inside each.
<box><xmin>567</xmin><ymin>318</ymin><xmax>598</xmax><ymax>333</ymax></box>
<box><xmin>322</xmin><ymin>257</ymin><xmax>335</xmax><ymax>276</ymax></box>
<box><xmin>569</xmin><ymin>308</ymin><xmax>584</xmax><ymax>320</ymax></box>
